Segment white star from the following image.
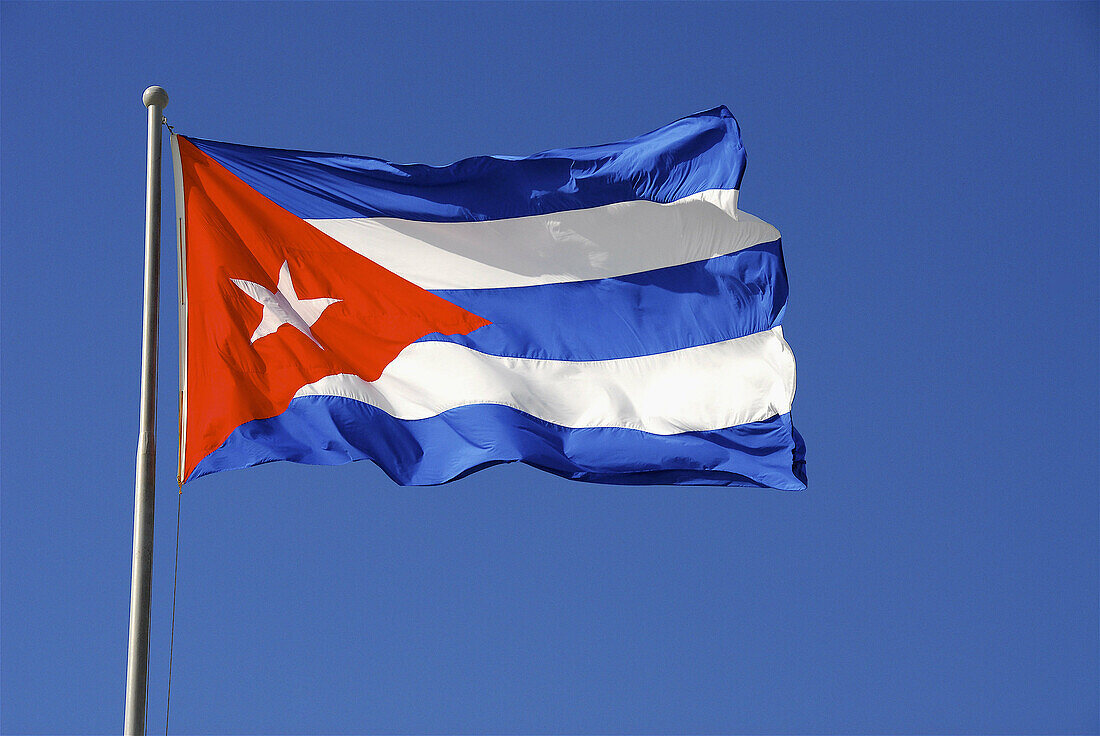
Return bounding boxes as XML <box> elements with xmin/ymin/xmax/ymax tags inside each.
<box><xmin>231</xmin><ymin>261</ymin><xmax>341</xmax><ymax>350</ymax></box>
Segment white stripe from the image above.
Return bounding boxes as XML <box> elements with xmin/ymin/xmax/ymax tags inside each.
<box><xmin>170</xmin><ymin>133</ymin><xmax>189</xmax><ymax>484</ymax></box>
<box><xmin>305</xmin><ymin>189</ymin><xmax>780</xmax><ymax>290</ymax></box>
<box><xmin>294</xmin><ymin>326</ymin><xmax>795</xmax><ymax>433</ymax></box>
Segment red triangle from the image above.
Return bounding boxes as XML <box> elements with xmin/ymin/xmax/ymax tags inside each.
<box><xmin>178</xmin><ymin>137</ymin><xmax>490</xmax><ymax>481</ymax></box>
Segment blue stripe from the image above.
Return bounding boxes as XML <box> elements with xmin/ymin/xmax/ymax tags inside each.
<box><xmin>424</xmin><ymin>240</ymin><xmax>787</xmax><ymax>360</ymax></box>
<box><xmin>189</xmin><ymin>396</ymin><xmax>807</xmax><ymax>490</ymax></box>
<box><xmin>183</xmin><ymin>107</ymin><xmax>745</xmax><ymax>222</ymax></box>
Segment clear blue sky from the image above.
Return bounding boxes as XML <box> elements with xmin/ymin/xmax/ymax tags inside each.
<box><xmin>2</xmin><ymin>2</ymin><xmax>1097</xmax><ymax>733</ymax></box>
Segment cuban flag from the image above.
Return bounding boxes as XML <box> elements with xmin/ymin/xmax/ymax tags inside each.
<box><xmin>170</xmin><ymin>107</ymin><xmax>806</xmax><ymax>489</ymax></box>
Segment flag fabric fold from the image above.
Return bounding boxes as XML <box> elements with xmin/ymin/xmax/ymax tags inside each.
<box><xmin>171</xmin><ymin>106</ymin><xmax>806</xmax><ymax>489</ymax></box>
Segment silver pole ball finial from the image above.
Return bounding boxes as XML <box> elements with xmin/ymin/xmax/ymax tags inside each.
<box><xmin>143</xmin><ymin>86</ymin><xmax>169</xmax><ymax>109</ymax></box>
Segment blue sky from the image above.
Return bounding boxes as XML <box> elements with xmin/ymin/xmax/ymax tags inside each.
<box><xmin>1</xmin><ymin>2</ymin><xmax>1097</xmax><ymax>733</ymax></box>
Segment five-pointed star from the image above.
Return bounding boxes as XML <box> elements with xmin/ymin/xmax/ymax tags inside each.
<box><xmin>231</xmin><ymin>261</ymin><xmax>341</xmax><ymax>350</ymax></box>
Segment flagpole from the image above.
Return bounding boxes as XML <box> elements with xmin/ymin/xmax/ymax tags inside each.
<box><xmin>125</xmin><ymin>84</ymin><xmax>168</xmax><ymax>736</ymax></box>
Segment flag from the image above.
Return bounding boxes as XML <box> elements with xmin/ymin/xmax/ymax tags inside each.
<box><xmin>170</xmin><ymin>106</ymin><xmax>806</xmax><ymax>489</ymax></box>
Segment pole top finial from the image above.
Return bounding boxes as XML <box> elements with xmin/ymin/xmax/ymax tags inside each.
<box><xmin>143</xmin><ymin>86</ymin><xmax>168</xmax><ymax>109</ymax></box>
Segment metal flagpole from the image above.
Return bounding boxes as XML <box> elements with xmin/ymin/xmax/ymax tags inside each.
<box><xmin>125</xmin><ymin>85</ymin><xmax>168</xmax><ymax>736</ymax></box>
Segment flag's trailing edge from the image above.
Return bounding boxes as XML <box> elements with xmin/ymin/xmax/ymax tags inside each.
<box><xmin>171</xmin><ymin>106</ymin><xmax>806</xmax><ymax>489</ymax></box>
